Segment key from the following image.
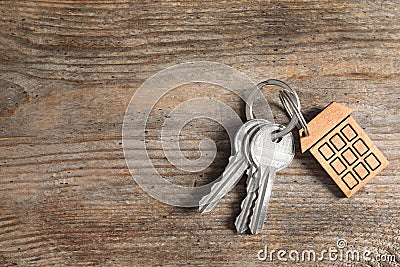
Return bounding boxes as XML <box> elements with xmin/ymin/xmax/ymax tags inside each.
<box><xmin>248</xmin><ymin>123</ymin><xmax>295</xmax><ymax>234</ymax></box>
<box><xmin>234</xmin><ymin>124</ymin><xmax>267</xmax><ymax>233</ymax></box>
<box><xmin>199</xmin><ymin>119</ymin><xmax>269</xmax><ymax>213</ymax></box>
<box><xmin>234</xmin><ymin>165</ymin><xmax>259</xmax><ymax>233</ymax></box>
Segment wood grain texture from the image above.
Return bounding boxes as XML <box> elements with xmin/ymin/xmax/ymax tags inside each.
<box><xmin>0</xmin><ymin>0</ymin><xmax>399</xmax><ymax>266</ymax></box>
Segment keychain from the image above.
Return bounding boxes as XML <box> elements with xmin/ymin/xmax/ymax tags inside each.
<box><xmin>279</xmin><ymin>87</ymin><xmax>389</xmax><ymax>197</ymax></box>
<box><xmin>199</xmin><ymin>79</ymin><xmax>389</xmax><ymax>234</ymax></box>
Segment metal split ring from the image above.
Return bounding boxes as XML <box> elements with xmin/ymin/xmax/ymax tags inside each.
<box><xmin>245</xmin><ymin>79</ymin><xmax>309</xmax><ymax>140</ymax></box>
<box><xmin>279</xmin><ymin>90</ymin><xmax>310</xmax><ymax>137</ymax></box>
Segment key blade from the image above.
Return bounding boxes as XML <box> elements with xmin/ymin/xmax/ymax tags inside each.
<box><xmin>199</xmin><ymin>156</ymin><xmax>247</xmax><ymax>213</ymax></box>
<box><xmin>235</xmin><ymin>191</ymin><xmax>257</xmax><ymax>233</ymax></box>
<box><xmin>247</xmin><ymin>123</ymin><xmax>294</xmax><ymax>234</ymax></box>
<box><xmin>199</xmin><ymin>155</ymin><xmax>248</xmax><ymax>213</ymax></box>
<box><xmin>249</xmin><ymin>168</ymin><xmax>276</xmax><ymax>234</ymax></box>
<box><xmin>235</xmin><ymin>167</ymin><xmax>259</xmax><ymax>233</ymax></box>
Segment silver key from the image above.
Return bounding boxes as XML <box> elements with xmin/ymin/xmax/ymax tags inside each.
<box><xmin>234</xmin><ymin>123</ymin><xmax>269</xmax><ymax>233</ymax></box>
<box><xmin>199</xmin><ymin>119</ymin><xmax>269</xmax><ymax>213</ymax></box>
<box><xmin>235</xmin><ymin>165</ymin><xmax>258</xmax><ymax>233</ymax></box>
<box><xmin>248</xmin><ymin>123</ymin><xmax>294</xmax><ymax>234</ymax></box>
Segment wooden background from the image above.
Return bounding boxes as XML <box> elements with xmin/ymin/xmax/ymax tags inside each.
<box><xmin>0</xmin><ymin>1</ymin><xmax>399</xmax><ymax>266</ymax></box>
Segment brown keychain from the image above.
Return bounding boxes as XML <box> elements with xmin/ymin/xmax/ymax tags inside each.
<box><xmin>279</xmin><ymin>87</ymin><xmax>389</xmax><ymax>197</ymax></box>
<box><xmin>198</xmin><ymin>79</ymin><xmax>389</xmax><ymax>234</ymax></box>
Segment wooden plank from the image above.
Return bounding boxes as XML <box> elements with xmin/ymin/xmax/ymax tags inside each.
<box><xmin>0</xmin><ymin>0</ymin><xmax>399</xmax><ymax>266</ymax></box>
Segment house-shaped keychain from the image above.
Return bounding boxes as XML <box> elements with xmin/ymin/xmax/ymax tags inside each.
<box><xmin>300</xmin><ymin>102</ymin><xmax>389</xmax><ymax>197</ymax></box>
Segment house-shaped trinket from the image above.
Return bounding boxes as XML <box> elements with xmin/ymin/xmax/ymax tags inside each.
<box><xmin>300</xmin><ymin>102</ymin><xmax>389</xmax><ymax>197</ymax></box>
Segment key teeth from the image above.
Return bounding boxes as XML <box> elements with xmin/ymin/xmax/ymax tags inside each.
<box><xmin>198</xmin><ymin>177</ymin><xmax>224</xmax><ymax>207</ymax></box>
<box><xmin>234</xmin><ymin>206</ymin><xmax>249</xmax><ymax>233</ymax></box>
<box><xmin>198</xmin><ymin>155</ymin><xmax>244</xmax><ymax>211</ymax></box>
<box><xmin>235</xmin><ymin>190</ymin><xmax>258</xmax><ymax>233</ymax></box>
<box><xmin>234</xmin><ymin>214</ymin><xmax>246</xmax><ymax>233</ymax></box>
<box><xmin>249</xmin><ymin>168</ymin><xmax>273</xmax><ymax>235</ymax></box>
<box><xmin>199</xmin><ymin>176</ymin><xmax>223</xmax><ymax>207</ymax></box>
<box><xmin>234</xmin><ymin>167</ymin><xmax>260</xmax><ymax>234</ymax></box>
<box><xmin>249</xmin><ymin>190</ymin><xmax>262</xmax><ymax>235</ymax></box>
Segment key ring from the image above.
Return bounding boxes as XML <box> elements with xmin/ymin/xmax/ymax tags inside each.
<box><xmin>279</xmin><ymin>90</ymin><xmax>309</xmax><ymax>136</ymax></box>
<box><xmin>245</xmin><ymin>79</ymin><xmax>309</xmax><ymax>140</ymax></box>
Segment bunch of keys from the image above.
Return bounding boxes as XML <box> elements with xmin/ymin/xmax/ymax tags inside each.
<box><xmin>199</xmin><ymin>79</ymin><xmax>388</xmax><ymax>234</ymax></box>
<box><xmin>199</xmin><ymin>80</ymin><xmax>302</xmax><ymax>234</ymax></box>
